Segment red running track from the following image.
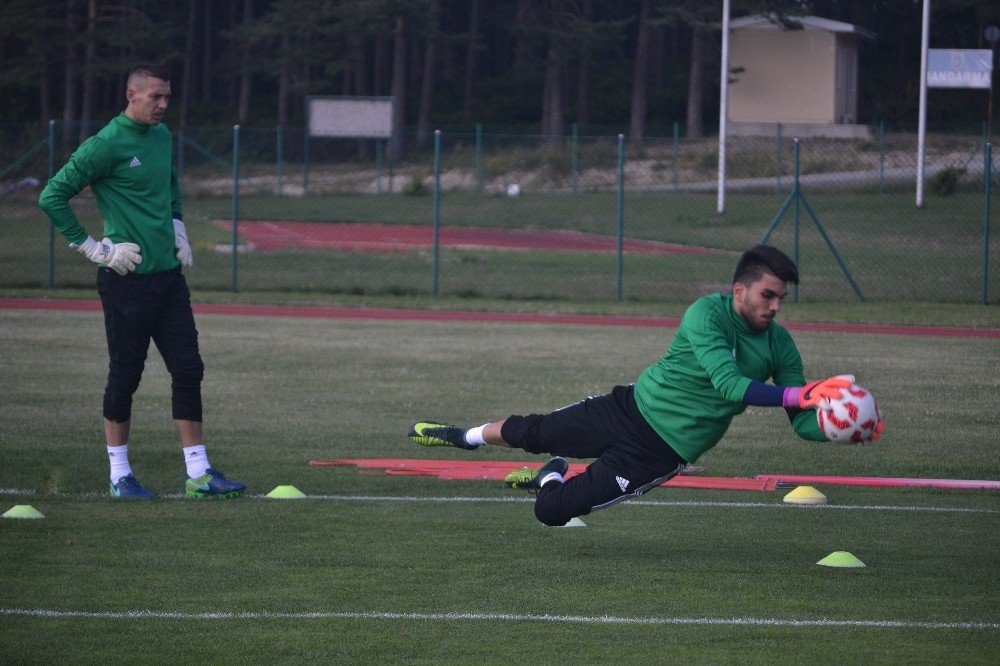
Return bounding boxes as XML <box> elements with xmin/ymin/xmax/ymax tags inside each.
<box><xmin>2</xmin><ymin>297</ymin><xmax>998</xmax><ymax>338</ymax></box>
<box><xmin>212</xmin><ymin>220</ymin><xmax>728</xmax><ymax>255</ymax></box>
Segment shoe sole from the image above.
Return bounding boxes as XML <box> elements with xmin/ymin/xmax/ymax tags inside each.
<box><xmin>185</xmin><ymin>488</ymin><xmax>245</xmax><ymax>499</ymax></box>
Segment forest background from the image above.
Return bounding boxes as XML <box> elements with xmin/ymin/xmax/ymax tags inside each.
<box><xmin>2</xmin><ymin>0</ymin><xmax>1000</xmax><ymax>161</ymax></box>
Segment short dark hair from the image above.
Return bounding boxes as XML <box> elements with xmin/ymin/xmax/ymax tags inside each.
<box><xmin>128</xmin><ymin>64</ymin><xmax>170</xmax><ymax>85</ymax></box>
<box><xmin>733</xmin><ymin>245</ymin><xmax>799</xmax><ymax>286</ymax></box>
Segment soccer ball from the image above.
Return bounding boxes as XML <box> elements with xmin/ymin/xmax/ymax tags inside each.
<box><xmin>817</xmin><ymin>383</ymin><xmax>881</xmax><ymax>443</ymax></box>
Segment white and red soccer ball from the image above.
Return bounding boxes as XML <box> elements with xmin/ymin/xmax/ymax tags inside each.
<box><xmin>817</xmin><ymin>381</ymin><xmax>881</xmax><ymax>443</ymax></box>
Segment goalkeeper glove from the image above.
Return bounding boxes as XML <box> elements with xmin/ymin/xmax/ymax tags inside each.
<box><xmin>73</xmin><ymin>236</ymin><xmax>142</xmax><ymax>276</ymax></box>
<box><xmin>861</xmin><ymin>405</ymin><xmax>886</xmax><ymax>446</ymax></box>
<box><xmin>782</xmin><ymin>374</ymin><xmax>853</xmax><ymax>409</ymax></box>
<box><xmin>173</xmin><ymin>218</ymin><xmax>193</xmax><ymax>267</ymax></box>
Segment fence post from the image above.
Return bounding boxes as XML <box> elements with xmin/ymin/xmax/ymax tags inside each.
<box><xmin>475</xmin><ymin>123</ymin><xmax>482</xmax><ymax>194</ymax></box>
<box><xmin>572</xmin><ymin>122</ymin><xmax>579</xmax><ymax>194</ymax></box>
<box><xmin>432</xmin><ymin>130</ymin><xmax>441</xmax><ymax>296</ymax></box>
<box><xmin>673</xmin><ymin>121</ymin><xmax>680</xmax><ymax>194</ymax></box>
<box><xmin>276</xmin><ymin>123</ymin><xmax>283</xmax><ymax>194</ymax></box>
<box><xmin>616</xmin><ymin>134</ymin><xmax>625</xmax><ymax>303</ymax></box>
<box><xmin>790</xmin><ymin>138</ymin><xmax>801</xmax><ymax>303</ymax></box>
<box><xmin>878</xmin><ymin>120</ymin><xmax>886</xmax><ymax>194</ymax></box>
<box><xmin>983</xmin><ymin>142</ymin><xmax>992</xmax><ymax>305</ymax></box>
<box><xmin>231</xmin><ymin>125</ymin><xmax>240</xmax><ymax>293</ymax></box>
<box><xmin>177</xmin><ymin>127</ymin><xmax>185</xmax><ymax>183</ymax></box>
<box><xmin>775</xmin><ymin>122</ymin><xmax>783</xmax><ymax>194</ymax></box>
<box><xmin>47</xmin><ymin>119</ymin><xmax>56</xmax><ymax>288</ymax></box>
<box><xmin>302</xmin><ymin>127</ymin><xmax>309</xmax><ymax>191</ymax></box>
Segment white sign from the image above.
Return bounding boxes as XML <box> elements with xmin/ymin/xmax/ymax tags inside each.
<box><xmin>926</xmin><ymin>49</ymin><xmax>993</xmax><ymax>89</ymax></box>
<box><xmin>307</xmin><ymin>96</ymin><xmax>394</xmax><ymax>138</ymax></box>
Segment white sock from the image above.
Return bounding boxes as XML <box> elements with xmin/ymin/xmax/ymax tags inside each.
<box><xmin>184</xmin><ymin>444</ymin><xmax>211</xmax><ymax>478</ymax></box>
<box><xmin>108</xmin><ymin>444</ymin><xmax>132</xmax><ymax>484</ymax></box>
<box><xmin>538</xmin><ymin>471</ymin><xmax>565</xmax><ymax>487</ymax></box>
<box><xmin>465</xmin><ymin>425</ymin><xmax>489</xmax><ymax>446</ymax></box>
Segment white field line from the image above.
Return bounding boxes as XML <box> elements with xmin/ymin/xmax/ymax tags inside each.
<box><xmin>287</xmin><ymin>494</ymin><xmax>1000</xmax><ymax>514</ymax></box>
<box><xmin>1</xmin><ymin>608</ymin><xmax>997</xmax><ymax>631</ymax></box>
<box><xmin>1</xmin><ymin>488</ymin><xmax>996</xmax><ymax>514</ymax></box>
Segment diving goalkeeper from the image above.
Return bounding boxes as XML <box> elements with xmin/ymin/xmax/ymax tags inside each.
<box><xmin>408</xmin><ymin>245</ymin><xmax>883</xmax><ymax>526</ymax></box>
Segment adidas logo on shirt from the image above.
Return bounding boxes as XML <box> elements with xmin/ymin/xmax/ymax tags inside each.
<box><xmin>616</xmin><ymin>475</ymin><xmax>630</xmax><ymax>492</ymax></box>
<box><xmin>129</xmin><ymin>156</ymin><xmax>142</xmax><ymax>168</ymax></box>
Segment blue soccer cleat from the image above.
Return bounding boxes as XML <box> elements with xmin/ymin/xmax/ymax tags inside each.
<box><xmin>185</xmin><ymin>468</ymin><xmax>246</xmax><ymax>499</ymax></box>
<box><xmin>110</xmin><ymin>474</ymin><xmax>157</xmax><ymax>500</ymax></box>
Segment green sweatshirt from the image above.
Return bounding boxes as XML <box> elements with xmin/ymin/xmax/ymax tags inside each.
<box><xmin>39</xmin><ymin>112</ymin><xmax>182</xmax><ymax>275</ymax></box>
<box><xmin>635</xmin><ymin>292</ymin><xmax>825</xmax><ymax>462</ymax></box>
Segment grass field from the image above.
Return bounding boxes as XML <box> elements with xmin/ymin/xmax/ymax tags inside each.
<box><xmin>1</xmin><ymin>306</ymin><xmax>998</xmax><ymax>664</ymax></box>
<box><xmin>2</xmin><ymin>187</ymin><xmax>997</xmax><ymax>303</ymax></box>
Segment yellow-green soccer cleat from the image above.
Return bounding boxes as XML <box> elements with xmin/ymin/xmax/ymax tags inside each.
<box><xmin>503</xmin><ymin>467</ymin><xmax>535</xmax><ymax>489</ymax></box>
<box><xmin>407</xmin><ymin>421</ymin><xmax>480</xmax><ymax>450</ymax></box>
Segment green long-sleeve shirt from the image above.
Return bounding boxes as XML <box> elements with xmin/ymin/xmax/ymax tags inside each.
<box><xmin>635</xmin><ymin>292</ymin><xmax>825</xmax><ymax>462</ymax></box>
<box><xmin>39</xmin><ymin>112</ymin><xmax>182</xmax><ymax>275</ymax></box>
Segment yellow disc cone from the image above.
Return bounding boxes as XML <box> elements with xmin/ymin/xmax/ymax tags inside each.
<box><xmin>2</xmin><ymin>504</ymin><xmax>45</xmax><ymax>519</ymax></box>
<box><xmin>783</xmin><ymin>485</ymin><xmax>827</xmax><ymax>505</ymax></box>
<box><xmin>817</xmin><ymin>551</ymin><xmax>866</xmax><ymax>568</ymax></box>
<box><xmin>266</xmin><ymin>485</ymin><xmax>306</xmax><ymax>499</ymax></box>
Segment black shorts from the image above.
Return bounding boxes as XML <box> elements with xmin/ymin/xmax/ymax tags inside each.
<box><xmin>500</xmin><ymin>384</ymin><xmax>686</xmax><ymax>526</ymax></box>
<box><xmin>97</xmin><ymin>267</ymin><xmax>204</xmax><ymax>422</ymax></box>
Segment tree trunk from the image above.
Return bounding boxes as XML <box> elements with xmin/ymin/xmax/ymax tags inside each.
<box><xmin>417</xmin><ymin>0</ymin><xmax>439</xmax><ymax>148</ymax></box>
<box><xmin>78</xmin><ymin>0</ymin><xmax>97</xmax><ymax>143</ymax></box>
<box><xmin>513</xmin><ymin>0</ymin><xmax>533</xmax><ymax>74</ymax></box>
<box><xmin>40</xmin><ymin>61</ymin><xmax>52</xmax><ymax>124</ymax></box>
<box><xmin>374</xmin><ymin>34</ymin><xmax>389</xmax><ymax>95</ymax></box>
<box><xmin>62</xmin><ymin>0</ymin><xmax>81</xmax><ymax>145</ymax></box>
<box><xmin>685</xmin><ymin>27</ymin><xmax>703</xmax><ymax>139</ymax></box>
<box><xmin>650</xmin><ymin>23</ymin><xmax>664</xmax><ymax>92</ymax></box>
<box><xmin>462</xmin><ymin>0</ymin><xmax>481</xmax><ymax>119</ymax></box>
<box><xmin>541</xmin><ymin>34</ymin><xmax>563</xmax><ymax>140</ymax></box>
<box><xmin>278</xmin><ymin>32</ymin><xmax>290</xmax><ymax>126</ymax></box>
<box><xmin>350</xmin><ymin>35</ymin><xmax>367</xmax><ymax>95</ymax></box>
<box><xmin>200</xmin><ymin>4</ymin><xmax>212</xmax><ymax>103</ymax></box>
<box><xmin>228</xmin><ymin>0</ymin><xmax>238</xmax><ymax>104</ymax></box>
<box><xmin>628</xmin><ymin>0</ymin><xmax>653</xmax><ymax>140</ymax></box>
<box><xmin>575</xmin><ymin>0</ymin><xmax>594</xmax><ymax>130</ymax></box>
<box><xmin>180</xmin><ymin>0</ymin><xmax>198</xmax><ymax>127</ymax></box>
<box><xmin>389</xmin><ymin>16</ymin><xmax>407</xmax><ymax>161</ymax></box>
<box><xmin>237</xmin><ymin>0</ymin><xmax>253</xmax><ymax>123</ymax></box>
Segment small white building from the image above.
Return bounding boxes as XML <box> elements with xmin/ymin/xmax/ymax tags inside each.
<box><xmin>727</xmin><ymin>15</ymin><xmax>875</xmax><ymax>138</ymax></box>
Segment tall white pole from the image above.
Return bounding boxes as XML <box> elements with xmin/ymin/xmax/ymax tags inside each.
<box><xmin>916</xmin><ymin>0</ymin><xmax>930</xmax><ymax>208</ymax></box>
<box><xmin>717</xmin><ymin>0</ymin><xmax>730</xmax><ymax>214</ymax></box>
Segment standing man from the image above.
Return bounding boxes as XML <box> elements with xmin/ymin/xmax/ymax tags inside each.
<box><xmin>39</xmin><ymin>64</ymin><xmax>245</xmax><ymax>500</ymax></box>
<box><xmin>408</xmin><ymin>245</ymin><xmax>882</xmax><ymax>526</ymax></box>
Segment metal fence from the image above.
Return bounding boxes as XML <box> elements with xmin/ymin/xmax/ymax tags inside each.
<box><xmin>1</xmin><ymin>120</ymin><xmax>996</xmax><ymax>304</ymax></box>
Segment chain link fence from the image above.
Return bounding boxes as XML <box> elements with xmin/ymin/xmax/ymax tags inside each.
<box><xmin>1</xmin><ymin>120</ymin><xmax>996</xmax><ymax>304</ymax></box>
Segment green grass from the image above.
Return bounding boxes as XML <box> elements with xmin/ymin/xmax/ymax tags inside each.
<box><xmin>4</xmin><ymin>187</ymin><xmax>998</xmax><ymax>304</ymax></box>
<box><xmin>1</xmin><ymin>308</ymin><xmax>998</xmax><ymax>663</ymax></box>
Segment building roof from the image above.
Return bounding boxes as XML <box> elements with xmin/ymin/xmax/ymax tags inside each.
<box><xmin>731</xmin><ymin>14</ymin><xmax>876</xmax><ymax>40</ymax></box>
